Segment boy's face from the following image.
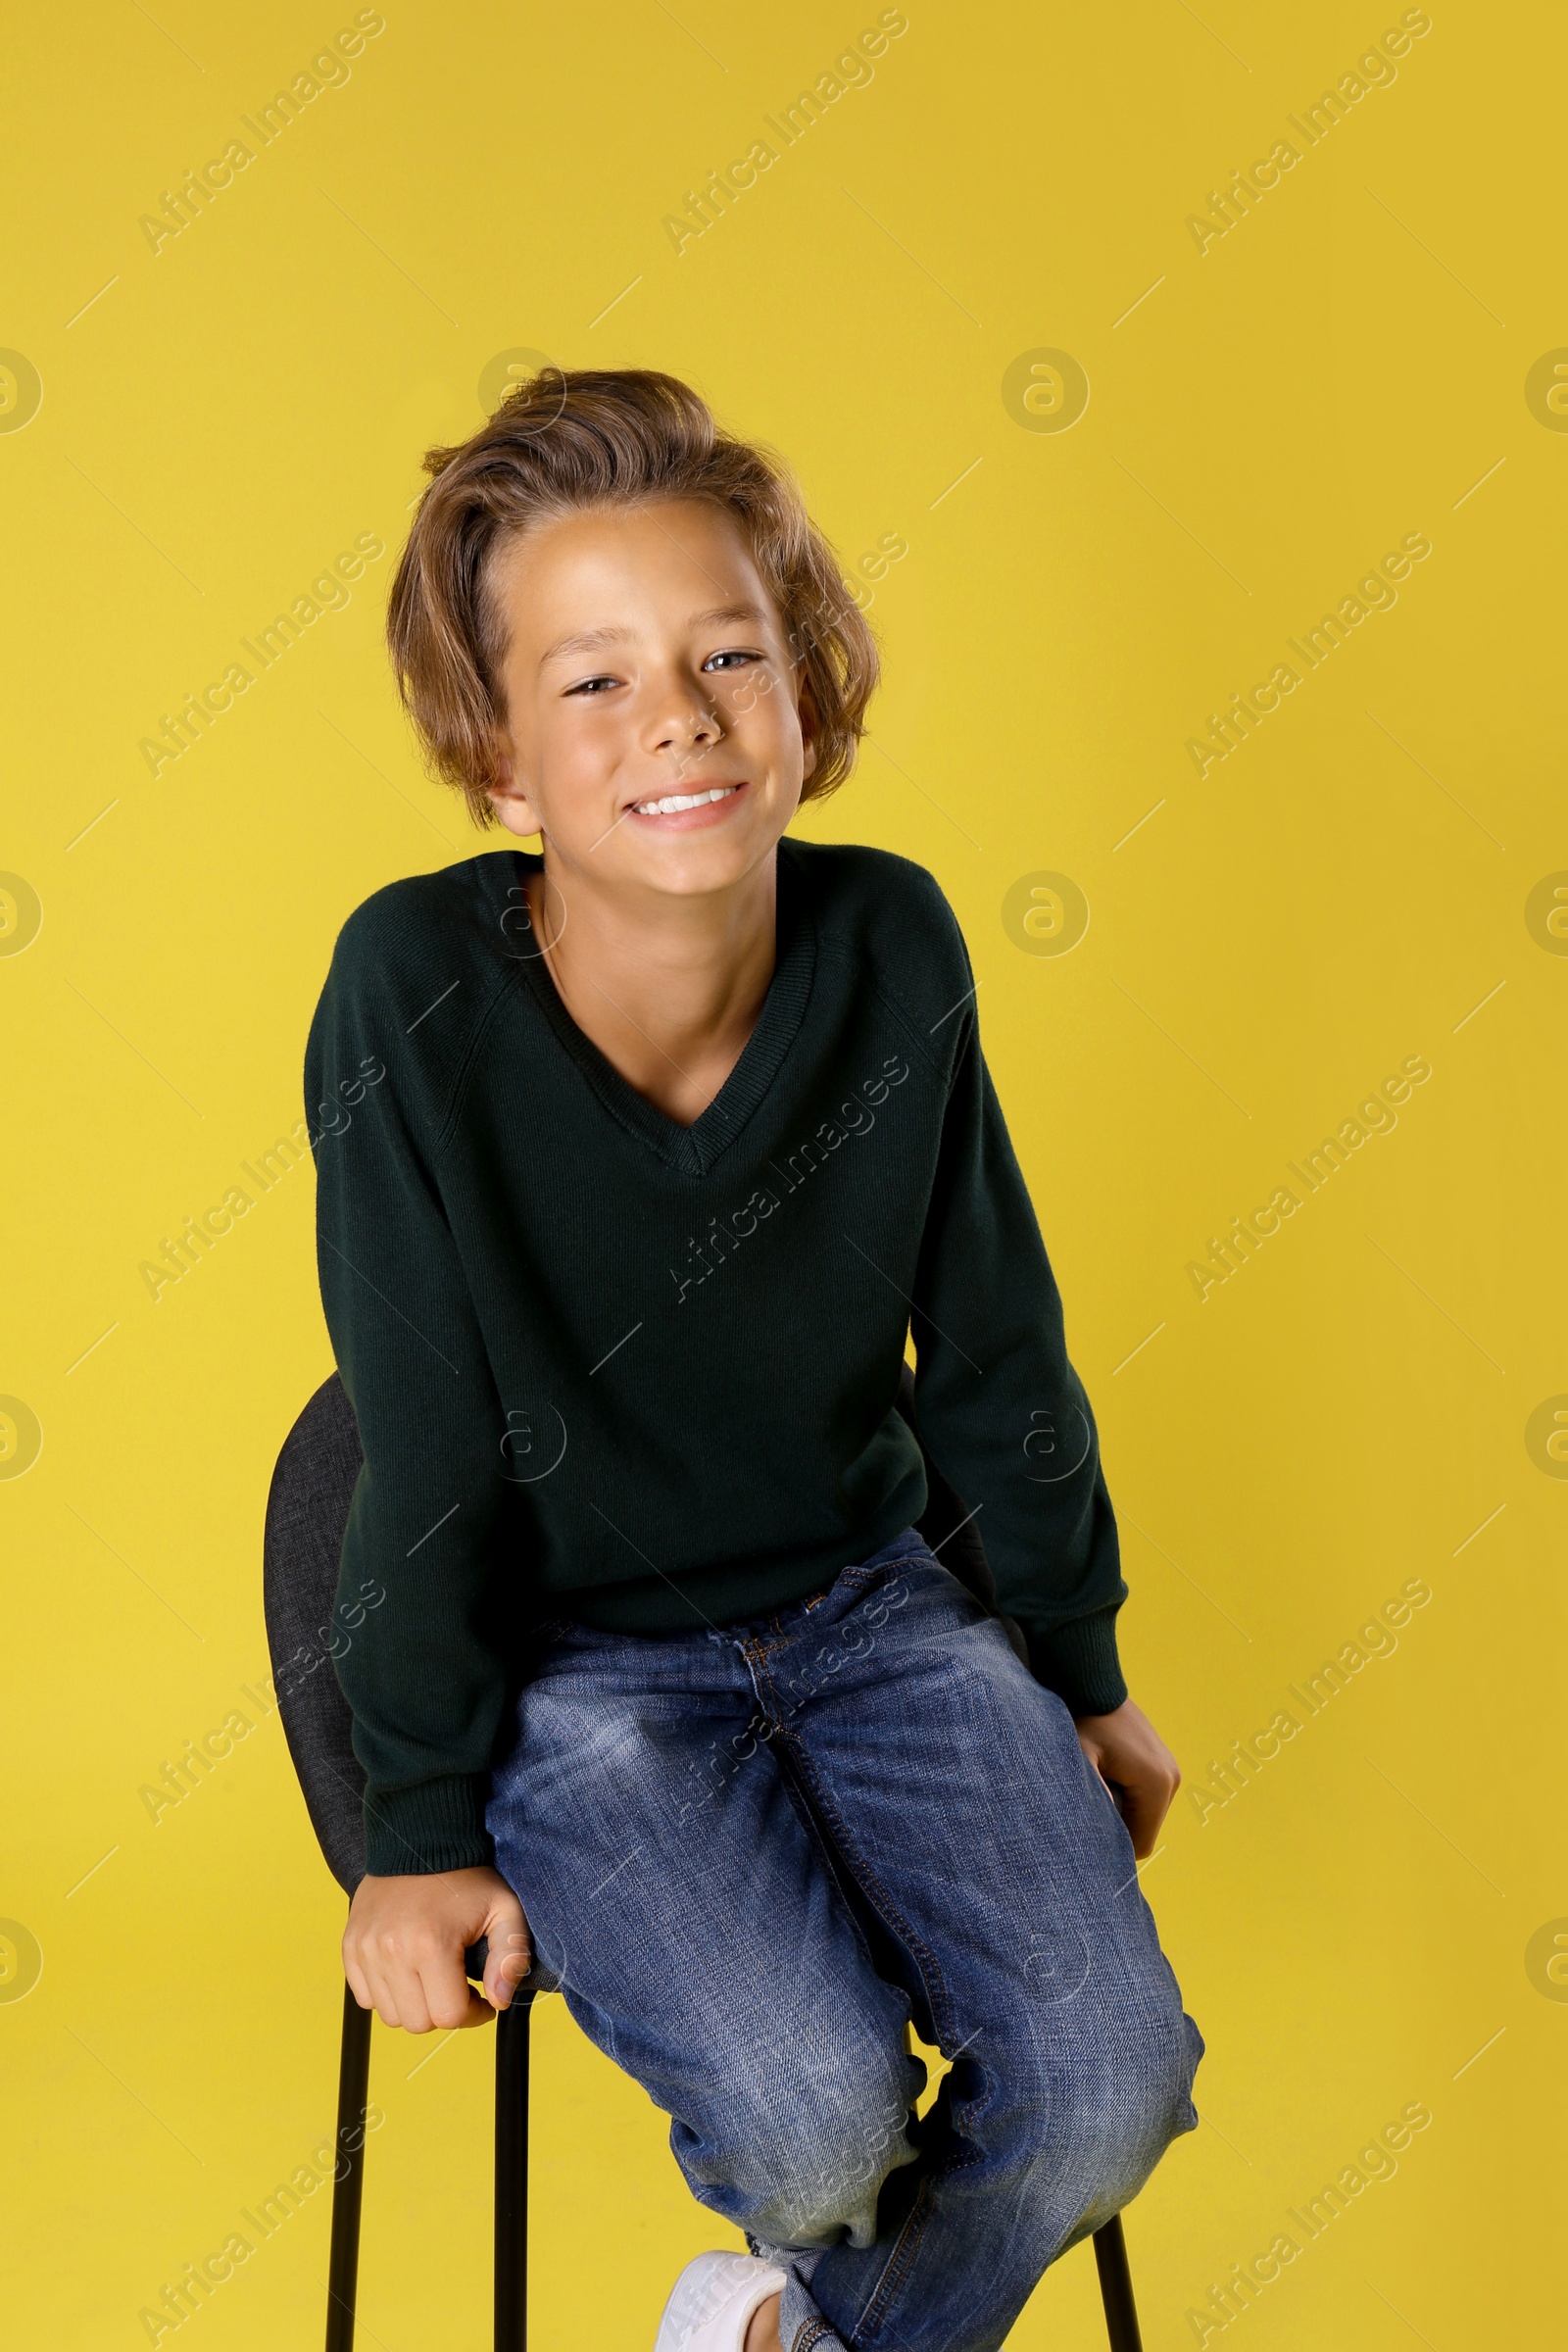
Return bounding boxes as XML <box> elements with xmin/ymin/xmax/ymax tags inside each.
<box><xmin>486</xmin><ymin>499</ymin><xmax>817</xmax><ymax>896</ymax></box>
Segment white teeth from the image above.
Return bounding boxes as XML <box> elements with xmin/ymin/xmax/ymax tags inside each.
<box><xmin>633</xmin><ymin>785</ymin><xmax>738</xmax><ymax>816</ymax></box>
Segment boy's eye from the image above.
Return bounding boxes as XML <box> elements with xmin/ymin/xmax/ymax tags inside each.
<box><xmin>566</xmin><ymin>650</ymin><xmax>760</xmax><ymax>693</ymax></box>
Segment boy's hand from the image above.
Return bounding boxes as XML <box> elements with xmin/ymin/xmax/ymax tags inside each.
<box><xmin>343</xmin><ymin>1866</ymin><xmax>532</xmax><ymax>2032</ymax></box>
<box><xmin>1073</xmin><ymin>1698</ymin><xmax>1180</xmax><ymax>1858</ymax></box>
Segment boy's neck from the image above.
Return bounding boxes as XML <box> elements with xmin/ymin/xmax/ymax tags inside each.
<box><xmin>525</xmin><ymin>848</ymin><xmax>780</xmax><ymax>1128</ymax></box>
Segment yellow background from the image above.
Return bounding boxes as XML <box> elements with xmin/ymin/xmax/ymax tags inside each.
<box><xmin>3</xmin><ymin>1</ymin><xmax>1563</xmax><ymax>2343</ymax></box>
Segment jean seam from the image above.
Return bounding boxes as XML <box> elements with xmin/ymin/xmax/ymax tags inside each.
<box><xmin>789</xmin><ymin>2321</ymin><xmax>834</xmax><ymax>2352</ymax></box>
<box><xmin>748</xmin><ymin>1630</ymin><xmax>962</xmax><ymax>2350</ymax></box>
<box><xmin>773</xmin><ymin>1746</ymin><xmax>953</xmax><ymax>2344</ymax></box>
<box><xmin>854</xmin><ymin>2167</ymin><xmax>940</xmax><ymax>2341</ymax></box>
<box><xmin>746</xmin><ymin>1592</ymin><xmax>959</xmax><ymax>2043</ymax></box>
<box><xmin>767</xmin><ymin>1731</ymin><xmax>896</xmax><ymax>2000</ymax></box>
<box><xmin>775</xmin><ymin>1725</ymin><xmax>956</xmax><ymax>2050</ymax></box>
<box><xmin>837</xmin><ymin>1548</ymin><xmax>927</xmax><ymax>1587</ymax></box>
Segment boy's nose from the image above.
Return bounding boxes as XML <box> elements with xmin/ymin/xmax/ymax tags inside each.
<box><xmin>644</xmin><ymin>687</ymin><xmax>723</xmax><ymax>759</ymax></box>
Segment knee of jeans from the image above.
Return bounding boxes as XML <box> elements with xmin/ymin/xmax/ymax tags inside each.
<box><xmin>1004</xmin><ymin>2007</ymin><xmax>1202</xmax><ymax>2211</ymax></box>
<box><xmin>677</xmin><ymin>2045</ymin><xmax>921</xmax><ymax>2251</ymax></box>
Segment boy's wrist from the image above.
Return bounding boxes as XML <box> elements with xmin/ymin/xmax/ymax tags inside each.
<box><xmin>364</xmin><ymin>1772</ymin><xmax>496</xmax><ymax>1879</ymax></box>
<box><xmin>1022</xmin><ymin>1608</ymin><xmax>1128</xmax><ymax>1719</ymax></box>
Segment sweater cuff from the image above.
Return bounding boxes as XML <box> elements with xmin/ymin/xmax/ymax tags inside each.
<box><xmin>363</xmin><ymin>1773</ymin><xmax>496</xmax><ymax>1879</ymax></box>
<box><xmin>1023</xmin><ymin>1607</ymin><xmax>1128</xmax><ymax>1718</ymax></box>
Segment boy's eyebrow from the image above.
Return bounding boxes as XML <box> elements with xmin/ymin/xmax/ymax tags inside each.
<box><xmin>538</xmin><ymin>603</ymin><xmax>771</xmax><ymax>668</ymax></box>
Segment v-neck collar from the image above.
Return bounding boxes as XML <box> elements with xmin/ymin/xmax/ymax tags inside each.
<box><xmin>494</xmin><ymin>841</ymin><xmax>817</xmax><ymax>1178</ymax></box>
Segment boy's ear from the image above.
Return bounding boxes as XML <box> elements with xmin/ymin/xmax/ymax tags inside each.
<box><xmin>486</xmin><ymin>746</ymin><xmax>545</xmax><ymax>838</ymax></box>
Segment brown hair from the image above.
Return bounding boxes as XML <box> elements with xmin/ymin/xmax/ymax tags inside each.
<box><xmin>385</xmin><ymin>367</ymin><xmax>880</xmax><ymax>828</ymax></box>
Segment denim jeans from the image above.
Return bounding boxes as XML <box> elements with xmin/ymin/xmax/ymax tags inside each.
<box><xmin>486</xmin><ymin>1532</ymin><xmax>1203</xmax><ymax>2352</ymax></box>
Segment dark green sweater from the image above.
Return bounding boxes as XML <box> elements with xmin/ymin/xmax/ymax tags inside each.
<box><xmin>306</xmin><ymin>840</ymin><xmax>1128</xmax><ymax>1876</ymax></box>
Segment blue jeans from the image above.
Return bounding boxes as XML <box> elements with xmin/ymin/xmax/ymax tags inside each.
<box><xmin>486</xmin><ymin>1533</ymin><xmax>1202</xmax><ymax>2352</ymax></box>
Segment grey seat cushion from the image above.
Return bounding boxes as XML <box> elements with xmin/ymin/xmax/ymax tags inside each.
<box><xmin>263</xmin><ymin>1374</ymin><xmax>368</xmax><ymax>1895</ymax></box>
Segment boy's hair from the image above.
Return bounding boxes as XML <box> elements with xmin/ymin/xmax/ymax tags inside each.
<box><xmin>386</xmin><ymin>368</ymin><xmax>880</xmax><ymax>827</ymax></box>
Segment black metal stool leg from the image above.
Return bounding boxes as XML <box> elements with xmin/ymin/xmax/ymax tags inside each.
<box><xmin>1092</xmin><ymin>2215</ymin><xmax>1143</xmax><ymax>2352</ymax></box>
<box><xmin>325</xmin><ymin>1981</ymin><xmax>373</xmax><ymax>2352</ymax></box>
<box><xmin>496</xmin><ymin>1991</ymin><xmax>534</xmax><ymax>2352</ymax></box>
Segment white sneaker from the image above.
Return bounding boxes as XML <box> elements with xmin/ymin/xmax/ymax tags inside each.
<box><xmin>652</xmin><ymin>2251</ymin><xmax>787</xmax><ymax>2352</ymax></box>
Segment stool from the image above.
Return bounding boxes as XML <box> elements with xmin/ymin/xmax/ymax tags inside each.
<box><xmin>264</xmin><ymin>1371</ymin><xmax>1146</xmax><ymax>2351</ymax></box>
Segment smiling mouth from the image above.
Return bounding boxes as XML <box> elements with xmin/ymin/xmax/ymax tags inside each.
<box><xmin>629</xmin><ymin>783</ymin><xmax>743</xmax><ymax>817</ymax></box>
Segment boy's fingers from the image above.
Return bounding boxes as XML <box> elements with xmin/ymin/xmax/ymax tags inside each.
<box><xmin>1122</xmin><ymin>1772</ymin><xmax>1175</xmax><ymax>1857</ymax></box>
<box><xmin>350</xmin><ymin>1960</ymin><xmax>405</xmax><ymax>2030</ymax></box>
<box><xmin>389</xmin><ymin>1974</ymin><xmax>434</xmax><ymax>2034</ymax></box>
<box><xmin>342</xmin><ymin>1869</ymin><xmax>527</xmax><ymax>2032</ymax></box>
<box><xmin>342</xmin><ymin>1952</ymin><xmax>375</xmax><ymax>2014</ymax></box>
<box><xmin>453</xmin><ymin>1984</ymin><xmax>498</xmax><ymax>2028</ymax></box>
<box><xmin>1123</xmin><ymin>1796</ymin><xmax>1157</xmax><ymax>1859</ymax></box>
<box><xmin>362</xmin><ymin>1948</ymin><xmax>437</xmax><ymax>2033</ymax></box>
<box><xmin>359</xmin><ymin>1970</ymin><xmax>401</xmax><ymax>2030</ymax></box>
<box><xmin>482</xmin><ymin>1895</ymin><xmax>533</xmax><ymax>2012</ymax></box>
<box><xmin>365</xmin><ymin>1964</ymin><xmax>483</xmax><ymax>2035</ymax></box>
<box><xmin>484</xmin><ymin>1943</ymin><xmax>534</xmax><ymax>2012</ymax></box>
<box><xmin>420</xmin><ymin>1957</ymin><xmax>487</xmax><ymax>2032</ymax></box>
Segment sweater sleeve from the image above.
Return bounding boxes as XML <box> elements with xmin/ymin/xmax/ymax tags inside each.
<box><xmin>306</xmin><ymin>918</ymin><xmax>514</xmax><ymax>1877</ymax></box>
<box><xmin>908</xmin><ymin>1004</ymin><xmax>1129</xmax><ymax>1717</ymax></box>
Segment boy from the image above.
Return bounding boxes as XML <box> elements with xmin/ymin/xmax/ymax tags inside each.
<box><xmin>307</xmin><ymin>368</ymin><xmax>1202</xmax><ymax>2352</ymax></box>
